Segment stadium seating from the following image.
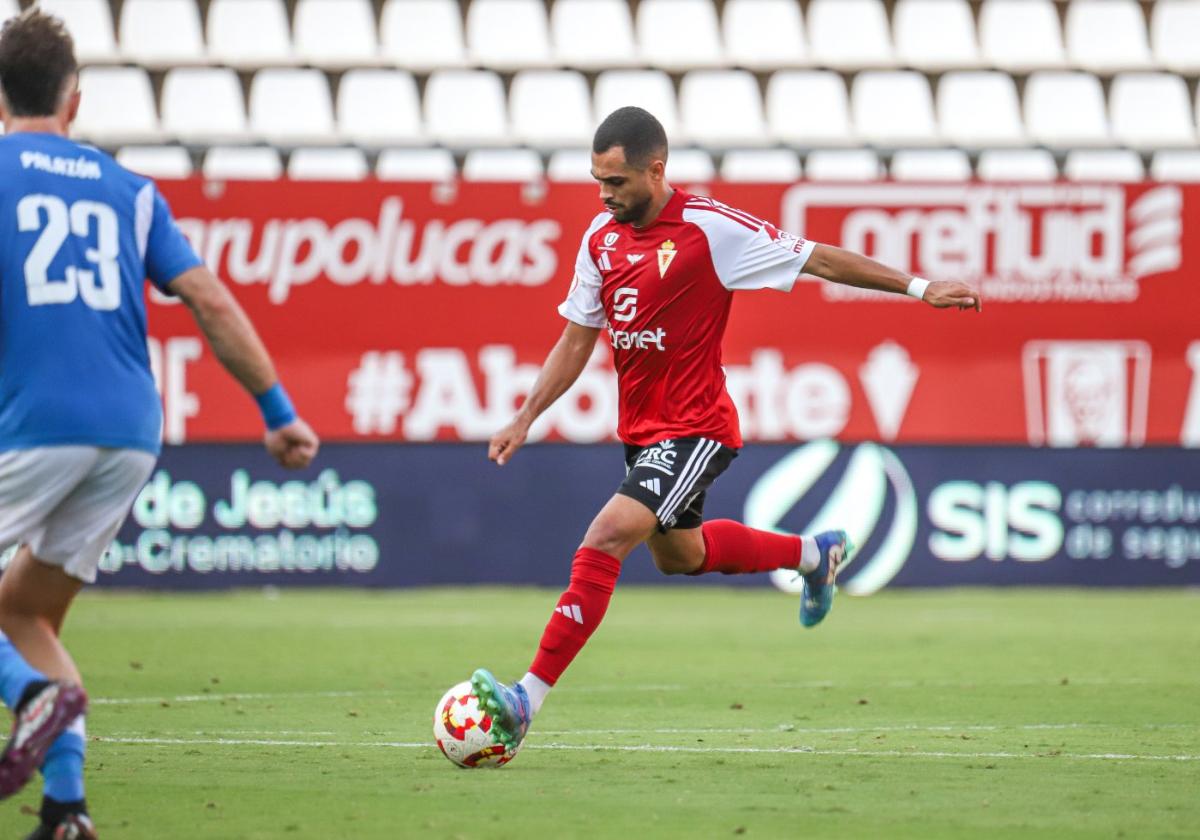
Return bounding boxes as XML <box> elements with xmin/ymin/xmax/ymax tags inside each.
<box><xmin>161</xmin><ymin>68</ymin><xmax>248</xmax><ymax>144</ymax></box>
<box><xmin>722</xmin><ymin>0</ymin><xmax>807</xmax><ymax>70</ymax></box>
<box><xmin>3</xmin><ymin>0</ymin><xmax>1195</xmax><ymax>183</ymax></box>
<box><xmin>462</xmin><ymin>148</ymin><xmax>544</xmax><ymax>181</ymax></box>
<box><xmin>337</xmin><ymin>70</ymin><xmax>423</xmax><ymax>147</ymax></box>
<box><xmin>721</xmin><ymin>149</ymin><xmax>802</xmax><ymax>182</ymax></box>
<box><xmin>116</xmin><ymin>145</ymin><xmax>194</xmax><ymax>178</ymax></box>
<box><xmin>380</xmin><ymin>0</ymin><xmax>466</xmax><ymax>70</ymax></box>
<box><xmin>376</xmin><ymin>147</ymin><xmax>457</xmax><ymax>181</ymax></box>
<box><xmin>203</xmin><ymin>146</ymin><xmax>284</xmax><ymax>180</ymax></box>
<box><xmin>890</xmin><ymin>149</ymin><xmax>973</xmax><ymax>181</ymax></box>
<box><xmin>119</xmin><ymin>0</ymin><xmax>206</xmax><ymax>67</ymax></box>
<box><xmin>1064</xmin><ymin>148</ymin><xmax>1147</xmax><ymax>181</ymax></box>
<box><xmin>206</xmin><ymin>0</ymin><xmax>294</xmax><ymax>68</ymax></box>
<box><xmin>1151</xmin><ymin>150</ymin><xmax>1200</xmax><ymax>181</ymax></box>
<box><xmin>293</xmin><ymin>0</ymin><xmax>379</xmax><ymax>69</ymax></box>
<box><xmin>894</xmin><ymin>0</ymin><xmax>982</xmax><ymax>70</ymax></box>
<box><xmin>288</xmin><ymin>147</ymin><xmax>370</xmax><ymax>180</ymax></box>
<box><xmin>551</xmin><ymin>0</ymin><xmax>637</xmax><ymax>69</ymax></box>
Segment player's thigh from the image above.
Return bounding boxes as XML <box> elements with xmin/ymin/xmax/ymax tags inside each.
<box><xmin>580</xmin><ymin>494</ymin><xmax>660</xmax><ymax>559</ymax></box>
<box><xmin>0</xmin><ymin>544</ymin><xmax>84</xmax><ymax>632</ymax></box>
<box><xmin>34</xmin><ymin>448</ymin><xmax>156</xmax><ymax>585</ymax></box>
<box><xmin>645</xmin><ymin>526</ymin><xmax>705</xmax><ymax>575</ymax></box>
<box><xmin>0</xmin><ymin>446</ymin><xmax>100</xmax><ymax>553</ymax></box>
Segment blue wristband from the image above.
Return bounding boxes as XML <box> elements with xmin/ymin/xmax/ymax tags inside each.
<box><xmin>255</xmin><ymin>383</ymin><xmax>297</xmax><ymax>430</ymax></box>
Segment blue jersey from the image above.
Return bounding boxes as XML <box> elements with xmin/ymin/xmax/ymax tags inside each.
<box><xmin>0</xmin><ymin>133</ymin><xmax>202</xmax><ymax>455</ymax></box>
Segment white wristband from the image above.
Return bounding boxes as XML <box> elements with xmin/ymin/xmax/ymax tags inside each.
<box><xmin>906</xmin><ymin>276</ymin><xmax>930</xmax><ymax>301</ymax></box>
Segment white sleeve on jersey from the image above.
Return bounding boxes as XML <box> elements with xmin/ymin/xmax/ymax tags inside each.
<box><xmin>683</xmin><ymin>200</ymin><xmax>816</xmax><ymax>293</ymax></box>
<box><xmin>557</xmin><ymin>211</ymin><xmax>612</xmax><ymax>328</ymax></box>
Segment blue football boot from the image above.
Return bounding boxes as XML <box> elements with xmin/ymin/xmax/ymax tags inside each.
<box><xmin>800</xmin><ymin>530</ymin><xmax>853</xmax><ymax>628</ymax></box>
<box><xmin>470</xmin><ymin>668</ymin><xmax>532</xmax><ymax>751</ymax></box>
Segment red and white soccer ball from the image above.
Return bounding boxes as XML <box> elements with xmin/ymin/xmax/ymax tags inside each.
<box><xmin>433</xmin><ymin>681</ymin><xmax>521</xmax><ymax>768</ymax></box>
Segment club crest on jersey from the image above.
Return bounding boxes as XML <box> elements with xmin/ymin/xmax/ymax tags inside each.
<box><xmin>657</xmin><ymin>240</ymin><xmax>677</xmax><ymax>278</ymax></box>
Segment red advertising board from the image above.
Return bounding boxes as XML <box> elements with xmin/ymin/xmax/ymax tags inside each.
<box><xmin>150</xmin><ymin>180</ymin><xmax>1200</xmax><ymax>447</ymax></box>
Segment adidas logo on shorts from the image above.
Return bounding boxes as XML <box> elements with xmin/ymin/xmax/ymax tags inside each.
<box><xmin>638</xmin><ymin>477</ymin><xmax>661</xmax><ymax>496</ymax></box>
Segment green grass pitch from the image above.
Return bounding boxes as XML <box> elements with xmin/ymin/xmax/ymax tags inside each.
<box><xmin>3</xmin><ymin>587</ymin><xmax>1197</xmax><ymax>839</ymax></box>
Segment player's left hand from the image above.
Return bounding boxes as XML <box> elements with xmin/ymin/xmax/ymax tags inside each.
<box><xmin>923</xmin><ymin>280</ymin><xmax>982</xmax><ymax>312</ymax></box>
<box><xmin>265</xmin><ymin>418</ymin><xmax>320</xmax><ymax>469</ymax></box>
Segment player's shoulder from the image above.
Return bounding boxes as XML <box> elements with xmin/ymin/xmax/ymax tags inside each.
<box><xmin>0</xmin><ymin>133</ymin><xmax>152</xmax><ymax>194</ymax></box>
<box><xmin>681</xmin><ymin>195</ymin><xmax>767</xmax><ymax>235</ymax></box>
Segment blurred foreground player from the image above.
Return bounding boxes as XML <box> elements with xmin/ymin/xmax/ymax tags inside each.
<box><xmin>0</xmin><ymin>10</ymin><xmax>318</xmax><ymax>837</ymax></box>
<box><xmin>471</xmin><ymin>107</ymin><xmax>982</xmax><ymax>753</ymax></box>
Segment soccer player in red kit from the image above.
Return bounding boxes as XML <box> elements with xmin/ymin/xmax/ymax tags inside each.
<box><xmin>470</xmin><ymin>107</ymin><xmax>982</xmax><ymax>752</ymax></box>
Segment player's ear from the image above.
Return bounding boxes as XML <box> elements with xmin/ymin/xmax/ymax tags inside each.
<box><xmin>65</xmin><ymin>89</ymin><xmax>81</xmax><ymax>126</ymax></box>
<box><xmin>647</xmin><ymin>159</ymin><xmax>666</xmax><ymax>183</ymax></box>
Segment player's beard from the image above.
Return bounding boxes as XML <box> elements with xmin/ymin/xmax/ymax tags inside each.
<box><xmin>607</xmin><ymin>192</ymin><xmax>653</xmax><ymax>225</ymax></box>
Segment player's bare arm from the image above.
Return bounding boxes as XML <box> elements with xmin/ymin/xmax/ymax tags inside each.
<box><xmin>489</xmin><ymin>321</ymin><xmax>600</xmax><ymax>466</ymax></box>
<box><xmin>169</xmin><ymin>266</ymin><xmax>319</xmax><ymax>469</ymax></box>
<box><xmin>803</xmin><ymin>243</ymin><xmax>983</xmax><ymax>312</ymax></box>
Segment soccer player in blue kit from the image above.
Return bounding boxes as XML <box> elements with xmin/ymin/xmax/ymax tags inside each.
<box><xmin>0</xmin><ymin>10</ymin><xmax>319</xmax><ymax>838</ymax></box>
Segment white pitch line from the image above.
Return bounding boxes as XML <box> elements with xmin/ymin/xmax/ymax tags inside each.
<box><xmin>92</xmin><ymin>736</ymin><xmax>1200</xmax><ymax>762</ymax></box>
<box><xmin>90</xmin><ymin>677</ymin><xmax>1193</xmax><ymax>707</ymax></box>
<box><xmin>537</xmin><ymin>722</ymin><xmax>1199</xmax><ymax>736</ymax></box>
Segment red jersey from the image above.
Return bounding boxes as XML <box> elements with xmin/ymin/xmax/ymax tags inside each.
<box><xmin>558</xmin><ymin>190</ymin><xmax>816</xmax><ymax>449</ymax></box>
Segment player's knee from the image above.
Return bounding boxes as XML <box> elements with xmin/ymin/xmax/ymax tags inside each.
<box><xmin>652</xmin><ymin>552</ymin><xmax>699</xmax><ymax>576</ymax></box>
<box><xmin>581</xmin><ymin>518</ymin><xmax>642</xmax><ymax>558</ymax></box>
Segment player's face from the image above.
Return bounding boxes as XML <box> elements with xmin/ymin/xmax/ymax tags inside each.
<box><xmin>591</xmin><ymin>147</ymin><xmax>659</xmax><ymax>225</ymax></box>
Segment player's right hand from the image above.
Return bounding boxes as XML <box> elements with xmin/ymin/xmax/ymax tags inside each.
<box><xmin>923</xmin><ymin>280</ymin><xmax>983</xmax><ymax>312</ymax></box>
<box><xmin>488</xmin><ymin>418</ymin><xmax>529</xmax><ymax>466</ymax></box>
<box><xmin>265</xmin><ymin>418</ymin><xmax>320</xmax><ymax>469</ymax></box>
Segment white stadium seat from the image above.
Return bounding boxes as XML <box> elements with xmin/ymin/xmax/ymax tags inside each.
<box><xmin>679</xmin><ymin>71</ymin><xmax>769</xmax><ymax>148</ymax></box>
<box><xmin>380</xmin><ymin>0</ymin><xmax>465</xmax><ymax>71</ymax></box>
<box><xmin>1064</xmin><ymin>149</ymin><xmax>1146</xmax><ymax>183</ymax></box>
<box><xmin>593</xmin><ymin>71</ymin><xmax>681</xmax><ymax>140</ymax></box>
<box><xmin>552</xmin><ymin>0</ymin><xmax>637</xmax><ymax>69</ymax></box>
<box><xmin>337</xmin><ymin>70</ymin><xmax>423</xmax><ymax>147</ymax></box>
<box><xmin>979</xmin><ymin>0</ymin><xmax>1066</xmax><ymax>71</ymax></box>
<box><xmin>807</xmin><ymin>0</ymin><xmax>893</xmax><ymax>70</ymax></box>
<box><xmin>666</xmin><ymin>148</ymin><xmax>716</xmax><ymax>183</ymax></box>
<box><xmin>1024</xmin><ymin>71</ymin><xmax>1110</xmax><ymax>148</ymax></box>
<box><xmin>890</xmin><ymin>149</ymin><xmax>972</xmax><ymax>181</ymax></box>
<box><xmin>207</xmin><ymin>0</ymin><xmax>294</xmax><ymax>68</ymax></box>
<box><xmin>1065</xmin><ymin>0</ymin><xmax>1153</xmax><ymax>73</ymax></box>
<box><xmin>203</xmin><ymin>147</ymin><xmax>284</xmax><ymax>180</ymax></box>
<box><xmin>248</xmin><ymin>69</ymin><xmax>336</xmax><ymax>145</ymax></box>
<box><xmin>288</xmin><ymin>148</ymin><xmax>370</xmax><ymax>181</ymax></box>
<box><xmin>976</xmin><ymin>149</ymin><xmax>1058</xmax><ymax>181</ymax></box>
<box><xmin>723</xmin><ymin>0</ymin><xmax>807</xmax><ymax>70</ymax></box>
<box><xmin>424</xmin><ymin>70</ymin><xmax>509</xmax><ymax>147</ymax></box>
<box><xmin>467</xmin><ymin>0</ymin><xmax>552</xmax><ymax>70</ymax></box>
<box><xmin>546</xmin><ymin>149</ymin><xmax>593</xmax><ymax>183</ymax></box>
<box><xmin>38</xmin><ymin>0</ymin><xmax>118</xmax><ymax>63</ymax></box>
<box><xmin>805</xmin><ymin>149</ymin><xmax>883</xmax><ymax>181</ymax></box>
<box><xmin>1151</xmin><ymin>150</ymin><xmax>1200</xmax><ymax>182</ymax></box>
<box><xmin>938</xmin><ymin>72</ymin><xmax>1027</xmax><ymax>147</ymax></box>
<box><xmin>510</xmin><ymin>70</ymin><xmax>593</xmax><ymax>150</ymax></box>
<box><xmin>720</xmin><ymin>149</ymin><xmax>802</xmax><ymax>183</ymax></box>
<box><xmin>1110</xmin><ymin>73</ymin><xmax>1197</xmax><ymax>150</ymax></box>
<box><xmin>766</xmin><ymin>71</ymin><xmax>855</xmax><ymax>147</ymax></box>
<box><xmin>376</xmin><ymin>148</ymin><xmax>457</xmax><ymax>181</ymax></box>
<box><xmin>294</xmin><ymin>0</ymin><xmax>379</xmax><ymax>68</ymax></box>
<box><xmin>1152</xmin><ymin>0</ymin><xmax>1200</xmax><ymax>74</ymax></box>
<box><xmin>116</xmin><ymin>146</ymin><xmax>194</xmax><ymax>179</ymax></box>
<box><xmin>74</xmin><ymin>67</ymin><xmax>160</xmax><ymax>144</ymax></box>
<box><xmin>119</xmin><ymin>0</ymin><xmax>206</xmax><ymax>67</ymax></box>
<box><xmin>462</xmin><ymin>149</ymin><xmax>544</xmax><ymax>182</ymax></box>
<box><xmin>637</xmin><ymin>0</ymin><xmax>724</xmax><ymax>70</ymax></box>
<box><xmin>162</xmin><ymin>68</ymin><xmax>248</xmax><ymax>144</ymax></box>
<box><xmin>852</xmin><ymin>71</ymin><xmax>939</xmax><ymax>147</ymax></box>
<box><xmin>893</xmin><ymin>0</ymin><xmax>981</xmax><ymax>71</ymax></box>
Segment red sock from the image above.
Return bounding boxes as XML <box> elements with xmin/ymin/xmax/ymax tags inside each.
<box><xmin>528</xmin><ymin>547</ymin><xmax>622</xmax><ymax>686</ymax></box>
<box><xmin>692</xmin><ymin>519</ymin><xmax>802</xmax><ymax>575</ymax></box>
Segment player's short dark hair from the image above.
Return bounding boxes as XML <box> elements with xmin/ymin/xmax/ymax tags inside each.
<box><xmin>0</xmin><ymin>8</ymin><xmax>78</xmax><ymax>117</ymax></box>
<box><xmin>593</xmin><ymin>107</ymin><xmax>669</xmax><ymax>169</ymax></box>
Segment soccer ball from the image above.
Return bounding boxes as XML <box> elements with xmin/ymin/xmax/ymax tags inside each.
<box><xmin>433</xmin><ymin>681</ymin><xmax>521</xmax><ymax>768</ymax></box>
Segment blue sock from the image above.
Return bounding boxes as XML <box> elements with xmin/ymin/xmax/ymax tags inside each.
<box><xmin>0</xmin><ymin>630</ymin><xmax>47</xmax><ymax>710</ymax></box>
<box><xmin>42</xmin><ymin>716</ymin><xmax>85</xmax><ymax>804</ymax></box>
